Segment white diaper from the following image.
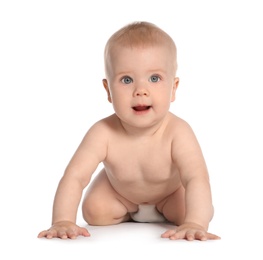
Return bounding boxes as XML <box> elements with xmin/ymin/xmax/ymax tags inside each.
<box><xmin>130</xmin><ymin>204</ymin><xmax>166</xmax><ymax>223</ymax></box>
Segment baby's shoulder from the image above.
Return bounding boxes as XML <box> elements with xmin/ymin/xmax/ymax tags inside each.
<box><xmin>87</xmin><ymin>114</ymin><xmax>119</xmax><ymax>135</ymax></box>
<box><xmin>167</xmin><ymin>113</ymin><xmax>199</xmax><ymax>149</ymax></box>
<box><xmin>167</xmin><ymin>113</ymin><xmax>193</xmax><ymax>133</ymax></box>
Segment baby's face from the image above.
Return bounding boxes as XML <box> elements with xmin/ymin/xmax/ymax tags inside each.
<box><xmin>104</xmin><ymin>45</ymin><xmax>179</xmax><ymax>129</ymax></box>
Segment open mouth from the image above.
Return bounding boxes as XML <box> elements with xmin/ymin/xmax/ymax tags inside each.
<box><xmin>132</xmin><ymin>106</ymin><xmax>151</xmax><ymax>112</ymax></box>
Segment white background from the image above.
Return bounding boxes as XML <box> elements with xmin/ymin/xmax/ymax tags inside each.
<box><xmin>1</xmin><ymin>0</ymin><xmax>262</xmax><ymax>259</ymax></box>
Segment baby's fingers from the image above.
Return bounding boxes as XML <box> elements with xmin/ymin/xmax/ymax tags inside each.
<box><xmin>161</xmin><ymin>229</ymin><xmax>221</xmax><ymax>241</ymax></box>
<box><xmin>161</xmin><ymin>229</ymin><xmax>185</xmax><ymax>240</ymax></box>
<box><xmin>79</xmin><ymin>227</ymin><xmax>91</xmax><ymax>237</ymax></box>
<box><xmin>37</xmin><ymin>230</ymin><xmax>48</xmax><ymax>238</ymax></box>
<box><xmin>38</xmin><ymin>227</ymin><xmax>90</xmax><ymax>239</ymax></box>
<box><xmin>37</xmin><ymin>229</ymin><xmax>58</xmax><ymax>239</ymax></box>
<box><xmin>161</xmin><ymin>229</ymin><xmax>202</xmax><ymax>241</ymax></box>
<box><xmin>205</xmin><ymin>232</ymin><xmax>221</xmax><ymax>240</ymax></box>
<box><xmin>161</xmin><ymin>229</ymin><xmax>176</xmax><ymax>238</ymax></box>
<box><xmin>167</xmin><ymin>230</ymin><xmax>188</xmax><ymax>240</ymax></box>
<box><xmin>66</xmin><ymin>227</ymin><xmax>90</xmax><ymax>239</ymax></box>
<box><xmin>57</xmin><ymin>230</ymin><xmax>69</xmax><ymax>239</ymax></box>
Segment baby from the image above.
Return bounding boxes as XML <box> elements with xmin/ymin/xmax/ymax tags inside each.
<box><xmin>38</xmin><ymin>21</ymin><xmax>220</xmax><ymax>241</ymax></box>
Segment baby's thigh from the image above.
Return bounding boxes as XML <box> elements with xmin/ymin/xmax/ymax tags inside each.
<box><xmin>82</xmin><ymin>169</ymin><xmax>137</xmax><ymax>225</ymax></box>
<box><xmin>156</xmin><ymin>185</ymin><xmax>185</xmax><ymax>225</ymax></box>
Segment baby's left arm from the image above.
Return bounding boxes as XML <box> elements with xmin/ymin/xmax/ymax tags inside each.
<box><xmin>169</xmin><ymin>121</ymin><xmax>220</xmax><ymax>240</ymax></box>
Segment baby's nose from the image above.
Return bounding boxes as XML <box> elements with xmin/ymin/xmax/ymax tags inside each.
<box><xmin>134</xmin><ymin>87</ymin><xmax>149</xmax><ymax>97</ymax></box>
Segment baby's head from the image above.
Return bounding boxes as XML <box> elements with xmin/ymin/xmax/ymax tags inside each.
<box><xmin>102</xmin><ymin>22</ymin><xmax>179</xmax><ymax>128</ymax></box>
<box><xmin>104</xmin><ymin>21</ymin><xmax>177</xmax><ymax>79</ymax></box>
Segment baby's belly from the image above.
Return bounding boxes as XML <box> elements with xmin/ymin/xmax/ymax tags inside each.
<box><xmin>107</xmin><ymin>174</ymin><xmax>181</xmax><ymax>205</ymax></box>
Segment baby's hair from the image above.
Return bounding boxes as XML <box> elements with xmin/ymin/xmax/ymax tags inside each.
<box><xmin>105</xmin><ymin>21</ymin><xmax>175</xmax><ymax>48</ymax></box>
<box><xmin>104</xmin><ymin>21</ymin><xmax>177</xmax><ymax>76</ymax></box>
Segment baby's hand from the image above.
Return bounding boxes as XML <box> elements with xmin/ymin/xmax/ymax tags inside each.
<box><xmin>38</xmin><ymin>221</ymin><xmax>90</xmax><ymax>239</ymax></box>
<box><xmin>161</xmin><ymin>222</ymin><xmax>220</xmax><ymax>241</ymax></box>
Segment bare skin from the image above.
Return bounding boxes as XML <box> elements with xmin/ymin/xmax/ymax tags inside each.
<box><xmin>38</xmin><ymin>22</ymin><xmax>220</xmax><ymax>241</ymax></box>
<box><xmin>38</xmin><ymin>113</ymin><xmax>219</xmax><ymax>241</ymax></box>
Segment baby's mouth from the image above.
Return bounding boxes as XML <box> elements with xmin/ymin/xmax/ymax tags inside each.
<box><xmin>132</xmin><ymin>106</ymin><xmax>151</xmax><ymax>111</ymax></box>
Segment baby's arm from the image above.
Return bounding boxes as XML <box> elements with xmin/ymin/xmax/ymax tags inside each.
<box><xmin>162</xmin><ymin>121</ymin><xmax>220</xmax><ymax>241</ymax></box>
<box><xmin>38</xmin><ymin>121</ymin><xmax>108</xmax><ymax>239</ymax></box>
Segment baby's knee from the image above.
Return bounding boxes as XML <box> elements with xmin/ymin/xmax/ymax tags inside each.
<box><xmin>82</xmin><ymin>195</ymin><xmax>131</xmax><ymax>226</ymax></box>
<box><xmin>82</xmin><ymin>198</ymin><xmax>107</xmax><ymax>225</ymax></box>
<box><xmin>82</xmin><ymin>197</ymin><xmax>116</xmax><ymax>226</ymax></box>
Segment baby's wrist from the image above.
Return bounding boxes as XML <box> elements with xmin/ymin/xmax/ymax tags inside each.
<box><xmin>181</xmin><ymin>221</ymin><xmax>208</xmax><ymax>231</ymax></box>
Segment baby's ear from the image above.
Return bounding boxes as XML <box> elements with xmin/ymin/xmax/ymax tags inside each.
<box><xmin>102</xmin><ymin>79</ymin><xmax>112</xmax><ymax>103</ymax></box>
<box><xmin>171</xmin><ymin>77</ymin><xmax>179</xmax><ymax>102</ymax></box>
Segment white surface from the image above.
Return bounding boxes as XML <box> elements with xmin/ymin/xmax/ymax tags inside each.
<box><xmin>1</xmin><ymin>0</ymin><xmax>263</xmax><ymax>259</ymax></box>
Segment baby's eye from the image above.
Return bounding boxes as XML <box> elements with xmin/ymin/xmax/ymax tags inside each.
<box><xmin>121</xmin><ymin>76</ymin><xmax>133</xmax><ymax>84</ymax></box>
<box><xmin>149</xmin><ymin>75</ymin><xmax>160</xmax><ymax>83</ymax></box>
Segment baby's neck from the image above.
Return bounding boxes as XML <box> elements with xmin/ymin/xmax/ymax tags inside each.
<box><xmin>118</xmin><ymin>114</ymin><xmax>169</xmax><ymax>138</ymax></box>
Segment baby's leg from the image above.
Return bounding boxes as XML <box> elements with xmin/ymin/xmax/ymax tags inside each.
<box><xmin>156</xmin><ymin>185</ymin><xmax>186</xmax><ymax>225</ymax></box>
<box><xmin>82</xmin><ymin>169</ymin><xmax>138</xmax><ymax>226</ymax></box>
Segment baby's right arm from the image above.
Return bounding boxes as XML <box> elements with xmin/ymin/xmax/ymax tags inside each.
<box><xmin>38</xmin><ymin>121</ymin><xmax>108</xmax><ymax>239</ymax></box>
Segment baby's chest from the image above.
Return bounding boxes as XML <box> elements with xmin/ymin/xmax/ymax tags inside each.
<box><xmin>106</xmin><ymin>141</ymin><xmax>174</xmax><ymax>181</ymax></box>
<box><xmin>110</xmin><ymin>138</ymin><xmax>170</xmax><ymax>161</ymax></box>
